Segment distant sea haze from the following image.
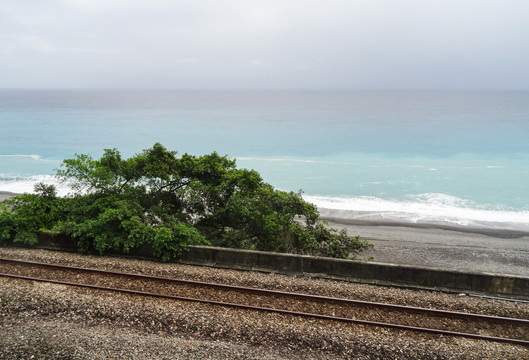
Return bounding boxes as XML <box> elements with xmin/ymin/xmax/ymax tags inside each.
<box><xmin>1</xmin><ymin>89</ymin><xmax>528</xmax><ymax>231</ymax></box>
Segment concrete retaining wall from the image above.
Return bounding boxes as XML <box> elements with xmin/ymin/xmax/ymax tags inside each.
<box><xmin>178</xmin><ymin>246</ymin><xmax>529</xmax><ymax>300</ymax></box>
<box><xmin>10</xmin><ymin>232</ymin><xmax>529</xmax><ymax>300</ymax></box>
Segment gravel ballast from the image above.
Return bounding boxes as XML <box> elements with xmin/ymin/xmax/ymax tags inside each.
<box><xmin>0</xmin><ymin>248</ymin><xmax>528</xmax><ymax>359</ymax></box>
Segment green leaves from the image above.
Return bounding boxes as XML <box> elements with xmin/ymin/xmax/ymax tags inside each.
<box><xmin>57</xmin><ymin>148</ymin><xmax>142</xmax><ymax>194</ymax></box>
<box><xmin>151</xmin><ymin>223</ymin><xmax>207</xmax><ymax>262</ymax></box>
<box><xmin>0</xmin><ymin>143</ymin><xmax>371</xmax><ymax>260</ymax></box>
<box><xmin>0</xmin><ymin>183</ymin><xmax>63</xmax><ymax>245</ymax></box>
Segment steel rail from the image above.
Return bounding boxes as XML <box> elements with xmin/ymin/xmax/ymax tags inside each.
<box><xmin>1</xmin><ymin>257</ymin><xmax>527</xmax><ymax>327</ymax></box>
<box><xmin>466</xmin><ymin>293</ymin><xmax>529</xmax><ymax>304</ymax></box>
<box><xmin>1</xmin><ymin>271</ymin><xmax>528</xmax><ymax>347</ymax></box>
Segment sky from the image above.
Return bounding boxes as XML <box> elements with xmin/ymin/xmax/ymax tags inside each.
<box><xmin>1</xmin><ymin>0</ymin><xmax>529</xmax><ymax>90</ymax></box>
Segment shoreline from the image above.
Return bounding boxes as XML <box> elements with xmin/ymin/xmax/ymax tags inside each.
<box><xmin>320</xmin><ymin>215</ymin><xmax>529</xmax><ymax>239</ymax></box>
<box><xmin>0</xmin><ymin>191</ymin><xmax>21</xmax><ymax>202</ymax></box>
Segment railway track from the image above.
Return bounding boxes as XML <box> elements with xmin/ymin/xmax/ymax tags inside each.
<box><xmin>1</xmin><ymin>257</ymin><xmax>528</xmax><ymax>347</ymax></box>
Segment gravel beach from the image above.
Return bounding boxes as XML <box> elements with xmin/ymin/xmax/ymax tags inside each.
<box><xmin>0</xmin><ymin>191</ymin><xmax>18</xmax><ymax>202</ymax></box>
<box><xmin>320</xmin><ymin>210</ymin><xmax>529</xmax><ymax>277</ymax></box>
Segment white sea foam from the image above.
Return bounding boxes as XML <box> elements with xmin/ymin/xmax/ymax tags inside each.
<box><xmin>238</xmin><ymin>157</ymin><xmax>315</xmax><ymax>163</ymax></box>
<box><xmin>304</xmin><ymin>194</ymin><xmax>529</xmax><ymax>231</ymax></box>
<box><xmin>0</xmin><ymin>154</ymin><xmax>43</xmax><ymax>160</ymax></box>
<box><xmin>0</xmin><ymin>175</ymin><xmax>70</xmax><ymax>196</ymax></box>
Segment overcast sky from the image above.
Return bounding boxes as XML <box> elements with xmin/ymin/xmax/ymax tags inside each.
<box><xmin>2</xmin><ymin>0</ymin><xmax>529</xmax><ymax>90</ymax></box>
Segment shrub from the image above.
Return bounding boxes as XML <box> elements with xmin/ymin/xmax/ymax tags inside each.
<box><xmin>0</xmin><ymin>143</ymin><xmax>372</xmax><ymax>260</ymax></box>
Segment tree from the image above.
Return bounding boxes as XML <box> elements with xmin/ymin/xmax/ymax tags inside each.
<box><xmin>0</xmin><ymin>143</ymin><xmax>372</xmax><ymax>260</ymax></box>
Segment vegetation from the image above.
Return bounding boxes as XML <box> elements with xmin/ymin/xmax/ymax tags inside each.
<box><xmin>0</xmin><ymin>143</ymin><xmax>372</xmax><ymax>261</ymax></box>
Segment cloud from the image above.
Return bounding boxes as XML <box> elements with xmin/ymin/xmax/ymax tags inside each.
<box><xmin>249</xmin><ymin>59</ymin><xmax>265</xmax><ymax>67</ymax></box>
<box><xmin>174</xmin><ymin>58</ymin><xmax>196</xmax><ymax>63</ymax></box>
<box><xmin>16</xmin><ymin>36</ymin><xmax>108</xmax><ymax>54</ymax></box>
<box><xmin>1</xmin><ymin>0</ymin><xmax>529</xmax><ymax>89</ymax></box>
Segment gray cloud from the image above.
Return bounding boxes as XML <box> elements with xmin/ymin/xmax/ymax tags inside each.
<box><xmin>1</xmin><ymin>0</ymin><xmax>529</xmax><ymax>89</ymax></box>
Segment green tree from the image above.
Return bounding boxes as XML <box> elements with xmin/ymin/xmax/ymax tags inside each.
<box><xmin>0</xmin><ymin>143</ymin><xmax>372</xmax><ymax>260</ymax></box>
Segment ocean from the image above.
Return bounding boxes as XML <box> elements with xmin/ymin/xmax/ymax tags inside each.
<box><xmin>1</xmin><ymin>89</ymin><xmax>528</xmax><ymax>231</ymax></box>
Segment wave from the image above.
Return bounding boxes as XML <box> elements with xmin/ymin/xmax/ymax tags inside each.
<box><xmin>304</xmin><ymin>194</ymin><xmax>529</xmax><ymax>232</ymax></box>
<box><xmin>2</xmin><ymin>175</ymin><xmax>528</xmax><ymax>232</ymax></box>
<box><xmin>237</xmin><ymin>157</ymin><xmax>316</xmax><ymax>163</ymax></box>
<box><xmin>0</xmin><ymin>175</ymin><xmax>69</xmax><ymax>196</ymax></box>
<box><xmin>0</xmin><ymin>154</ymin><xmax>44</xmax><ymax>161</ymax></box>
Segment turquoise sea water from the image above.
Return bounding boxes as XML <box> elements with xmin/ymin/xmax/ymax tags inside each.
<box><xmin>1</xmin><ymin>90</ymin><xmax>528</xmax><ymax>230</ymax></box>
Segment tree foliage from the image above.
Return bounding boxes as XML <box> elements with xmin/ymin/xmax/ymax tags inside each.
<box><xmin>0</xmin><ymin>143</ymin><xmax>372</xmax><ymax>261</ymax></box>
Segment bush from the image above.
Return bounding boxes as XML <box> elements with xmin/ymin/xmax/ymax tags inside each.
<box><xmin>0</xmin><ymin>143</ymin><xmax>372</xmax><ymax>260</ymax></box>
